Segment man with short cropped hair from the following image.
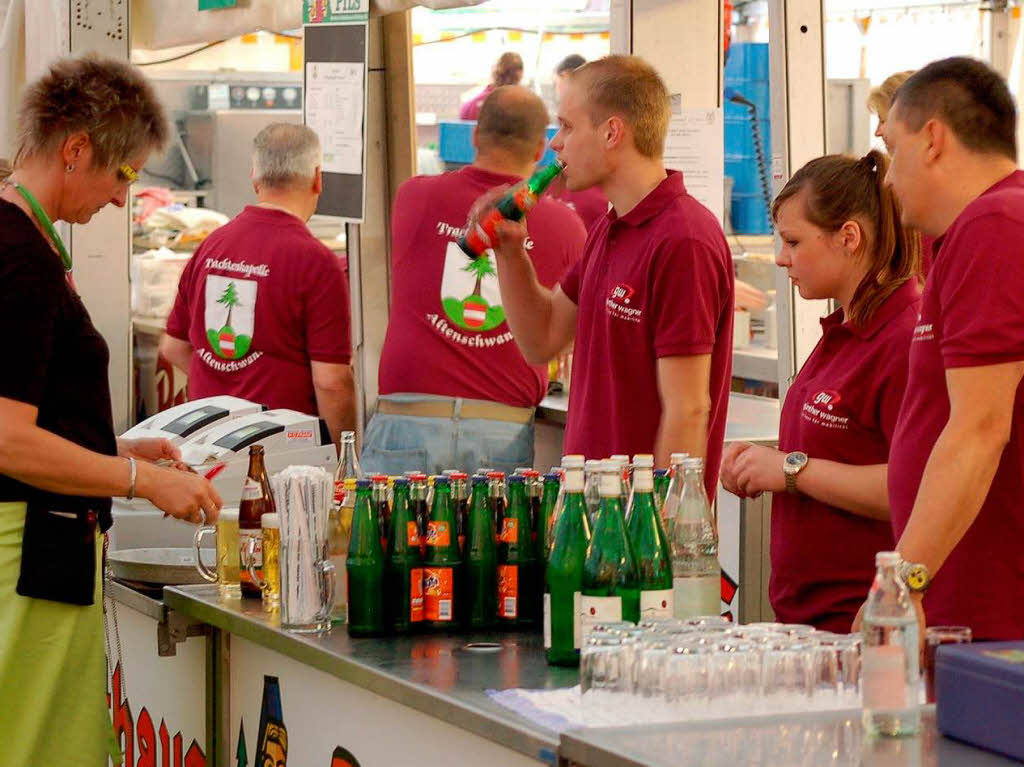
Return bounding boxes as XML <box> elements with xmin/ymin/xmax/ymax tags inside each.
<box><xmin>486</xmin><ymin>55</ymin><xmax>735</xmax><ymax>498</ymax></box>
<box><xmin>869</xmin><ymin>57</ymin><xmax>1024</xmax><ymax>640</ymax></box>
<box><xmin>161</xmin><ymin>123</ymin><xmax>355</xmax><ymax>445</ymax></box>
<box><xmin>363</xmin><ymin>86</ymin><xmax>586</xmax><ymax>475</ymax></box>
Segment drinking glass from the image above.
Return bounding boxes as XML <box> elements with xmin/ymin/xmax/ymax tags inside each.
<box><xmin>664</xmin><ymin>643</ymin><xmax>712</xmax><ymax>719</ymax></box>
<box><xmin>925</xmin><ymin>626</ymin><xmax>971</xmax><ymax>703</ymax></box>
<box><xmin>761</xmin><ymin>640</ymin><xmax>812</xmax><ymax>711</ymax></box>
<box><xmin>581</xmin><ymin>636</ymin><xmax>627</xmax><ymax>724</ymax></box>
<box><xmin>193</xmin><ymin>508</ymin><xmax>240</xmax><ymax>599</ymax></box>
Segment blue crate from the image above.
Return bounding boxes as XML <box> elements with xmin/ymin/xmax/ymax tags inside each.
<box><xmin>439</xmin><ymin>121</ymin><xmax>559</xmax><ymax>167</ymax></box>
<box><xmin>725</xmin><ymin>42</ymin><xmax>770</xmax><ymax>81</ymax></box>
<box><xmin>731</xmin><ymin>192</ymin><xmax>772</xmax><ymax>235</ymax></box>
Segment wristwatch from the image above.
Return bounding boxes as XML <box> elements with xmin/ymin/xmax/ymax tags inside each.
<box><xmin>897</xmin><ymin>557</ymin><xmax>932</xmax><ymax>594</ymax></box>
<box><xmin>783</xmin><ymin>451</ymin><xmax>809</xmax><ymax>494</ymax></box>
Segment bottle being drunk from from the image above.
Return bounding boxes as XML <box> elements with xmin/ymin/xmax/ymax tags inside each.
<box><xmin>862</xmin><ymin>551</ymin><xmax>921</xmax><ymax>736</ymax></box>
<box><xmin>239</xmin><ymin>445</ymin><xmax>276</xmax><ymax>598</ymax></box>
<box><xmin>457</xmin><ymin>160</ymin><xmax>564</xmax><ymax>259</ymax></box>
<box><xmin>544</xmin><ymin>458</ymin><xmax>591</xmax><ymax>666</ymax></box>
<box><xmin>670</xmin><ymin>457</ymin><xmax>720</xmax><ymax>619</ymax></box>
<box><xmin>581</xmin><ymin>460</ymin><xmax>640</xmax><ymax>640</ymax></box>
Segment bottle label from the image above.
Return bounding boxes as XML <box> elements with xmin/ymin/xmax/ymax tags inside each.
<box><xmin>498</xmin><ymin>565</ymin><xmax>518</xmax><ymax>618</ymax></box>
<box><xmin>239</xmin><ymin>528</ymin><xmax>263</xmax><ymax>574</ymax></box>
<box><xmin>543</xmin><ymin>593</ymin><xmax>552</xmax><ymax>648</ymax></box>
<box><xmin>241</xmin><ymin>478</ymin><xmax>263</xmax><ymax>501</ymax></box>
<box><xmin>672</xmin><ymin>575</ymin><xmax>720</xmax><ymax>619</ymax></box>
<box><xmin>862</xmin><ymin>645</ymin><xmax>909</xmax><ymax>709</ymax></box>
<box><xmin>424</xmin><ymin>567</ymin><xmax>453</xmax><ymax>622</ymax></box>
<box><xmin>333</xmin><ymin>480</ymin><xmax>346</xmax><ymax>506</ymax></box>
<box><xmin>500</xmin><ymin>518</ymin><xmax>519</xmax><ymax>544</ymax></box>
<box><xmin>640</xmin><ymin>589</ymin><xmax>674</xmax><ymax>618</ymax></box>
<box><xmin>406</xmin><ymin>521</ymin><xmax>420</xmax><ymax>547</ymax></box>
<box><xmin>425</xmin><ymin>521</ymin><xmax>451</xmax><ymax>547</ymax></box>
<box><xmin>409</xmin><ymin>568</ymin><xmax>424</xmax><ymax>622</ymax></box>
<box><xmin>580</xmin><ymin>596</ymin><xmax>622</xmax><ymax>641</ymax></box>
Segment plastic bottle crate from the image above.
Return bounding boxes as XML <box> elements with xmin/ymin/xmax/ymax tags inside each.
<box><xmin>731</xmin><ymin>192</ymin><xmax>772</xmax><ymax>235</ymax></box>
<box><xmin>439</xmin><ymin>121</ymin><xmax>559</xmax><ymax>167</ymax></box>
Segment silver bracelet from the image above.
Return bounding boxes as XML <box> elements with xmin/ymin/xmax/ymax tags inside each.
<box><xmin>126</xmin><ymin>457</ymin><xmax>137</xmax><ymax>500</ymax></box>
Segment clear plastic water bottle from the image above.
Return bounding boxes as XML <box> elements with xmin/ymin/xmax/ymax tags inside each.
<box><xmin>862</xmin><ymin>551</ymin><xmax>921</xmax><ymax>736</ymax></box>
<box><xmin>669</xmin><ymin>457</ymin><xmax>719</xmax><ymax>618</ymax></box>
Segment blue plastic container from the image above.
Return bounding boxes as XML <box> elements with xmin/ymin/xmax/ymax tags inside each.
<box><xmin>730</xmin><ymin>192</ymin><xmax>772</xmax><ymax>235</ymax></box>
<box><xmin>936</xmin><ymin>641</ymin><xmax>1024</xmax><ymax>763</ymax></box>
<box><xmin>439</xmin><ymin>121</ymin><xmax>558</xmax><ymax>167</ymax></box>
<box><xmin>724</xmin><ymin>43</ymin><xmax>772</xmax><ymax>234</ymax></box>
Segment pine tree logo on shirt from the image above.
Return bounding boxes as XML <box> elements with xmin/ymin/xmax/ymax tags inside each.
<box><xmin>440</xmin><ymin>241</ymin><xmax>504</xmax><ymax>332</ymax></box>
<box><xmin>205</xmin><ymin>274</ymin><xmax>257</xmax><ymax>359</ymax></box>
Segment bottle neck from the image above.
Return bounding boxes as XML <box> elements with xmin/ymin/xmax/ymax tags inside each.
<box><xmin>564</xmin><ymin>468</ymin><xmax>584</xmax><ymax>493</ymax></box>
<box><xmin>527</xmin><ymin>162</ymin><xmax>563</xmax><ymax>195</ymax></box>
<box><xmin>633</xmin><ymin>468</ymin><xmax>654</xmax><ymax>493</ymax></box>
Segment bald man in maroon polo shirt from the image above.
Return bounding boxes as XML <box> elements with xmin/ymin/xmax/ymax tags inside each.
<box><xmin>483</xmin><ymin>55</ymin><xmax>735</xmax><ymax>497</ymax></box>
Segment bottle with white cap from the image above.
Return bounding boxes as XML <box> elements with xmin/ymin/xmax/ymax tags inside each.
<box><xmin>670</xmin><ymin>457</ymin><xmax>719</xmax><ymax>618</ymax></box>
<box><xmin>862</xmin><ymin>551</ymin><xmax>920</xmax><ymax>736</ymax></box>
<box><xmin>659</xmin><ymin>452</ymin><xmax>690</xmax><ymax>537</ymax></box>
<box><xmin>580</xmin><ymin>460</ymin><xmax>640</xmax><ymax>639</ymax></box>
<box><xmin>626</xmin><ymin>454</ymin><xmax>673</xmax><ymax>619</ymax></box>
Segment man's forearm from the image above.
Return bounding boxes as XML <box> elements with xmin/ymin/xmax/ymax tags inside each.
<box><xmin>897</xmin><ymin>420</ymin><xmax>1006</xmax><ymax>574</ymax></box>
<box><xmin>654</xmin><ymin>410</ymin><xmax>708</xmax><ymax>469</ymax></box>
<box><xmin>493</xmin><ymin>249</ymin><xmax>558</xmax><ymax>364</ymax></box>
<box><xmin>314</xmin><ymin>385</ymin><xmax>356</xmax><ymax>448</ymax></box>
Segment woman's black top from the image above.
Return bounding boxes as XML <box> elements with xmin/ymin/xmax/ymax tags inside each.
<box><xmin>0</xmin><ymin>198</ymin><xmax>117</xmax><ymax>529</ymax></box>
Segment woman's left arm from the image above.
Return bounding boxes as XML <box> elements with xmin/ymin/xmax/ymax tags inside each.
<box><xmin>731</xmin><ymin>444</ymin><xmax>889</xmax><ymax>521</ymax></box>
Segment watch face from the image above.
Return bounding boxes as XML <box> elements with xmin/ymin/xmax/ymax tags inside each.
<box><xmin>785</xmin><ymin>452</ymin><xmax>808</xmax><ymax>470</ymax></box>
<box><xmin>906</xmin><ymin>564</ymin><xmax>929</xmax><ymax>591</ymax></box>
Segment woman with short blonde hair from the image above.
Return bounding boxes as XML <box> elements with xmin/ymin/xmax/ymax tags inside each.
<box><xmin>0</xmin><ymin>54</ymin><xmax>222</xmax><ymax>764</ymax></box>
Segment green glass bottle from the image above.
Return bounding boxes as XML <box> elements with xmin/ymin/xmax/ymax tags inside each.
<box><xmin>385</xmin><ymin>478</ymin><xmax>423</xmax><ymax>634</ymax></box>
<box><xmin>544</xmin><ymin>461</ymin><xmax>591</xmax><ymax>666</ymax></box>
<box><xmin>497</xmin><ymin>475</ymin><xmax>539</xmax><ymax>627</ymax></box>
<box><xmin>539</xmin><ymin>472</ymin><xmax>561</xmax><ymax>565</ymax></box>
<box><xmin>581</xmin><ymin>460</ymin><xmax>641</xmax><ymax>639</ymax></box>
<box><xmin>423</xmin><ymin>476</ymin><xmax>466</xmax><ymax>631</ymax></box>
<box><xmin>458</xmin><ymin>161</ymin><xmax>565</xmax><ymax>258</ymax></box>
<box><xmin>347</xmin><ymin>479</ymin><xmax>385</xmax><ymax>636</ymax></box>
<box><xmin>653</xmin><ymin>468</ymin><xmax>671</xmax><ymax>511</ymax></box>
<box><xmin>466</xmin><ymin>474</ymin><xmax>497</xmax><ymax>630</ymax></box>
<box><xmin>625</xmin><ymin>454</ymin><xmax>674</xmax><ymax>620</ymax></box>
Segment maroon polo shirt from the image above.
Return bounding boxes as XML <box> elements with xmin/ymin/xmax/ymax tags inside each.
<box><xmin>559</xmin><ymin>171</ymin><xmax>734</xmax><ymax>497</ymax></box>
<box><xmin>549</xmin><ymin>177</ymin><xmax>609</xmax><ymax>231</ymax></box>
<box><xmin>771</xmin><ymin>280</ymin><xmax>920</xmax><ymax>633</ymax></box>
<box><xmin>378</xmin><ymin>166</ymin><xmax>585</xmax><ymax>407</ymax></box>
<box><xmin>166</xmin><ymin>206</ymin><xmax>351</xmax><ymax>415</ymax></box>
<box><xmin>889</xmin><ymin>170</ymin><xmax>1024</xmax><ymax>640</ymax></box>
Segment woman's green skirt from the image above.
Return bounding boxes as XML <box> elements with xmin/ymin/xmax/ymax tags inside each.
<box><xmin>0</xmin><ymin>502</ymin><xmax>121</xmax><ymax>766</ymax></box>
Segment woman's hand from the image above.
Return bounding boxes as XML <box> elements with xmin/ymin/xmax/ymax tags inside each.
<box><xmin>720</xmin><ymin>442</ymin><xmax>754</xmax><ymax>497</ymax></box>
<box><xmin>730</xmin><ymin>444</ymin><xmax>788</xmax><ymax>498</ymax></box>
<box><xmin>136</xmin><ymin>461</ymin><xmax>222</xmax><ymax>525</ymax></box>
<box><xmin>118</xmin><ymin>437</ymin><xmax>181</xmax><ymax>464</ymax></box>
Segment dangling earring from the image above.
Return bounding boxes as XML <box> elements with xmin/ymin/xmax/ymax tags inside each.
<box><xmin>66</xmin><ymin>164</ymin><xmax>75</xmax><ymax>173</ymax></box>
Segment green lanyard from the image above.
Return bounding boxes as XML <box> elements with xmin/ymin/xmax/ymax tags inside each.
<box><xmin>12</xmin><ymin>183</ymin><xmax>72</xmax><ymax>272</ymax></box>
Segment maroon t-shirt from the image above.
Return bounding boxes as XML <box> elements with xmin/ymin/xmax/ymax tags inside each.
<box><xmin>166</xmin><ymin>206</ymin><xmax>352</xmax><ymax>415</ymax></box>
<box><xmin>889</xmin><ymin>170</ymin><xmax>1024</xmax><ymax>640</ymax></box>
<box><xmin>772</xmin><ymin>281</ymin><xmax>919</xmax><ymax>633</ymax></box>
<box><xmin>378</xmin><ymin>166</ymin><xmax>586</xmax><ymax>408</ymax></box>
<box><xmin>560</xmin><ymin>171</ymin><xmax>734</xmax><ymax>497</ymax></box>
<box><xmin>459</xmin><ymin>86</ymin><xmax>494</xmax><ymax>121</ymax></box>
<box><xmin>549</xmin><ymin>177</ymin><xmax>609</xmax><ymax>231</ymax></box>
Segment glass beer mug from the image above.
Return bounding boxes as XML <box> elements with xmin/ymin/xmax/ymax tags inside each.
<box><xmin>194</xmin><ymin>508</ymin><xmax>241</xmax><ymax>599</ymax></box>
<box><xmin>243</xmin><ymin>513</ymin><xmax>281</xmax><ymax>611</ymax></box>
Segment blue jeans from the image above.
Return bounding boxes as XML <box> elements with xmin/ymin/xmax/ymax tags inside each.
<box><xmin>362</xmin><ymin>394</ymin><xmax>535</xmax><ymax>476</ymax></box>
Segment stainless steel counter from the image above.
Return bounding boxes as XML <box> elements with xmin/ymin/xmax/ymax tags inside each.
<box><xmin>164</xmin><ymin>584</ymin><xmax>571</xmax><ymax>764</ymax></box>
<box><xmin>536</xmin><ymin>392</ymin><xmax>780</xmax><ymax>445</ymax></box>
<box><xmin>559</xmin><ymin>708</ymin><xmax>1019</xmax><ymax>767</ymax></box>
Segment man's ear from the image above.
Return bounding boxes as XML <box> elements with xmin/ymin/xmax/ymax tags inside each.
<box><xmin>313</xmin><ymin>166</ymin><xmax>323</xmax><ymax>195</ymax></box>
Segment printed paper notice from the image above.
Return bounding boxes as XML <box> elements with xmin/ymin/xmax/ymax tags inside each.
<box><xmin>664</xmin><ymin>109</ymin><xmax>725</xmax><ymax>225</ymax></box>
<box><xmin>305</xmin><ymin>62</ymin><xmax>365</xmax><ymax>176</ymax></box>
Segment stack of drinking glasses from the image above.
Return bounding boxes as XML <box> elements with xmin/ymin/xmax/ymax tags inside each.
<box><xmin>580</xmin><ymin>617</ymin><xmax>863</xmax><ymax>726</ymax></box>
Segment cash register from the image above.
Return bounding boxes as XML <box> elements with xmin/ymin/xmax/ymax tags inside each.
<box><xmin>110</xmin><ymin>409</ymin><xmax>337</xmax><ymax>551</ymax></box>
<box><xmin>121</xmin><ymin>395</ymin><xmax>264</xmax><ymax>445</ymax></box>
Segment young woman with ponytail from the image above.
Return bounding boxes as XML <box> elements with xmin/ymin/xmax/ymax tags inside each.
<box><xmin>720</xmin><ymin>149</ymin><xmax>921</xmax><ymax>632</ymax></box>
